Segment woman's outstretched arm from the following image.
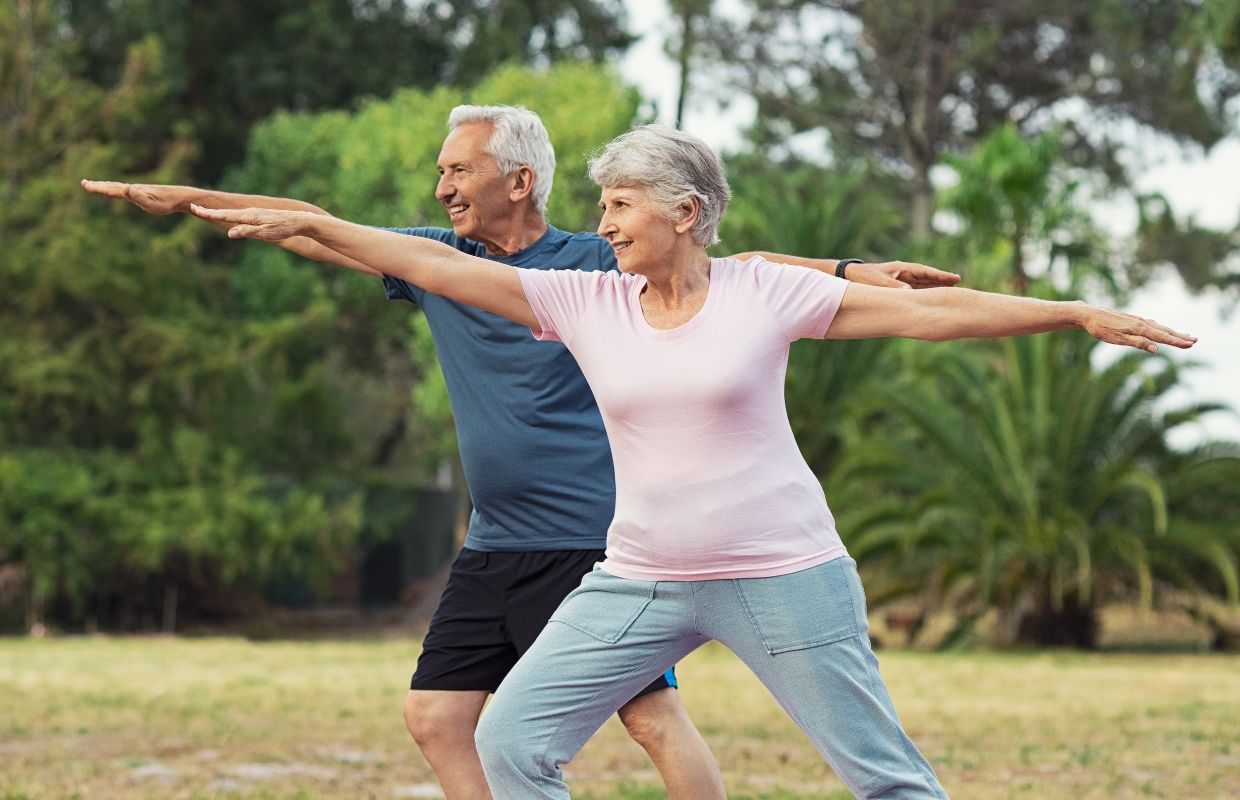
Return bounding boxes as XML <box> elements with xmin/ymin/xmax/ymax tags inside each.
<box><xmin>826</xmin><ymin>282</ymin><xmax>1196</xmax><ymax>353</ymax></box>
<box><xmin>191</xmin><ymin>205</ymin><xmax>537</xmax><ymax>328</ymax></box>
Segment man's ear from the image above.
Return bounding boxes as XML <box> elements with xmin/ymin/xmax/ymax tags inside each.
<box><xmin>673</xmin><ymin>196</ymin><xmax>701</xmax><ymax>235</ymax></box>
<box><xmin>509</xmin><ymin>165</ymin><xmax>536</xmax><ymax>202</ymax></box>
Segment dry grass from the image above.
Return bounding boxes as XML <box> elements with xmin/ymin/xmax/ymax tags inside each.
<box><xmin>1</xmin><ymin>636</ymin><xmax>1237</xmax><ymax>799</ymax></box>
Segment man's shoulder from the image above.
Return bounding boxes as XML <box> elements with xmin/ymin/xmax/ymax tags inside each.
<box><xmin>546</xmin><ymin>228</ymin><xmax>615</xmax><ymax>272</ymax></box>
<box><xmin>386</xmin><ymin>224</ymin><xmax>483</xmax><ymax>249</ymax></box>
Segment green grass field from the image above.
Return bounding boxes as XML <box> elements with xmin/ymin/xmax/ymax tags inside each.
<box><xmin>1</xmin><ymin>636</ymin><xmax>1237</xmax><ymax>799</ymax></box>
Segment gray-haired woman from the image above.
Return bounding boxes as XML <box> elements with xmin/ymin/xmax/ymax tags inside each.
<box><xmin>192</xmin><ymin>125</ymin><xmax>1195</xmax><ymax>799</ymax></box>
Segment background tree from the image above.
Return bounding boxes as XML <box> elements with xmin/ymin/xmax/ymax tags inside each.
<box><xmin>934</xmin><ymin>124</ymin><xmax>1120</xmax><ymax>297</ymax></box>
<box><xmin>835</xmin><ymin>333</ymin><xmax>1239</xmax><ymax>649</ymax></box>
<box><xmin>59</xmin><ymin>0</ymin><xmax>632</xmax><ymax>183</ymax></box>
<box><xmin>709</xmin><ymin>0</ymin><xmax>1240</xmax><ymax>293</ymax></box>
<box><xmin>0</xmin><ymin>2</ymin><xmax>361</xmax><ymax>630</ymax></box>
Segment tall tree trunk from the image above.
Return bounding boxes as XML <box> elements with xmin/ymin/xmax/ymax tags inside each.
<box><xmin>910</xmin><ymin>164</ymin><xmax>933</xmax><ymax>243</ymax></box>
<box><xmin>673</xmin><ymin>1</ymin><xmax>697</xmax><ymax>129</ymax></box>
<box><xmin>162</xmin><ymin>581</ymin><xmax>178</xmax><ymax>634</ymax></box>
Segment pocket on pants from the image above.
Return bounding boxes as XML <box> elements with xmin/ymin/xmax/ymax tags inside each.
<box><xmin>549</xmin><ymin>566</ymin><xmax>656</xmax><ymax>644</ymax></box>
<box><xmin>734</xmin><ymin>557</ymin><xmax>866</xmax><ymax>654</ymax></box>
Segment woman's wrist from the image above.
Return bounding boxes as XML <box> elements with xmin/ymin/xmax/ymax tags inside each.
<box><xmin>1062</xmin><ymin>299</ymin><xmax>1091</xmax><ymax>330</ymax></box>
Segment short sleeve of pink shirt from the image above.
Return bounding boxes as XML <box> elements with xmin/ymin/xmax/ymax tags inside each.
<box><xmin>517</xmin><ymin>268</ymin><xmax>612</xmax><ymax>345</ymax></box>
<box><xmin>748</xmin><ymin>256</ymin><xmax>850</xmax><ymax>341</ymax></box>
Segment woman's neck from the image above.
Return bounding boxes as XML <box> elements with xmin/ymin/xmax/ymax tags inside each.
<box><xmin>640</xmin><ymin>246</ymin><xmax>711</xmax><ymax>307</ymax></box>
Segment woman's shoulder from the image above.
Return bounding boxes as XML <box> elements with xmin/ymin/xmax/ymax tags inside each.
<box><xmin>711</xmin><ymin>254</ymin><xmax>767</xmax><ymax>287</ymax></box>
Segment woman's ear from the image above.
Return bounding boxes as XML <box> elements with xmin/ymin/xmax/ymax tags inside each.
<box><xmin>673</xmin><ymin>196</ymin><xmax>701</xmax><ymax>235</ymax></box>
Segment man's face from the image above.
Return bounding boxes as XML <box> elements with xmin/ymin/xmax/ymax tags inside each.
<box><xmin>435</xmin><ymin>122</ymin><xmax>511</xmax><ymax>242</ymax></box>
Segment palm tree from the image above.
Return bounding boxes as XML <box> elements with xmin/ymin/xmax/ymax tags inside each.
<box><xmin>833</xmin><ymin>326</ymin><xmax>1239</xmax><ymax>648</ymax></box>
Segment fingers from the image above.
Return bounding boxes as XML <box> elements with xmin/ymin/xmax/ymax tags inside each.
<box><xmin>1142</xmin><ymin>323</ymin><xmax>1196</xmax><ymax>349</ymax></box>
<box><xmin>885</xmin><ymin>261</ymin><xmax>962</xmax><ymax>289</ymax></box>
<box><xmin>906</xmin><ymin>263</ymin><xmax>962</xmax><ymax>284</ymax></box>
<box><xmin>1142</xmin><ymin>319</ymin><xmax>1196</xmax><ymax>347</ymax></box>
<box><xmin>189</xmin><ymin>203</ymin><xmax>252</xmax><ymax>224</ymax></box>
<box><xmin>1095</xmin><ymin>314</ymin><xmax>1196</xmax><ymax>352</ymax></box>
<box><xmin>226</xmin><ymin>225</ymin><xmax>261</xmax><ymax>239</ymax></box>
<box><xmin>80</xmin><ymin>179</ymin><xmax>129</xmax><ymax>198</ymax></box>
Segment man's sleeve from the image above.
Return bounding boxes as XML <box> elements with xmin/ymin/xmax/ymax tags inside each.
<box><xmin>748</xmin><ymin>255</ymin><xmax>850</xmax><ymax>341</ymax></box>
<box><xmin>516</xmin><ymin>268</ymin><xmax>610</xmax><ymax>344</ymax></box>
<box><xmin>379</xmin><ymin>227</ymin><xmax>448</xmax><ymax>306</ymax></box>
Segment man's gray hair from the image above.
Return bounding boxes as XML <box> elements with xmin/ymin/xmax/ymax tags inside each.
<box><xmin>587</xmin><ymin>124</ymin><xmax>731</xmax><ymax>247</ymax></box>
<box><xmin>448</xmin><ymin>105</ymin><xmax>556</xmax><ymax>216</ymax></box>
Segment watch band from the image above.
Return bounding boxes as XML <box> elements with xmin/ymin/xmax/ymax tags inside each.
<box><xmin>835</xmin><ymin>258</ymin><xmax>864</xmax><ymax>279</ymax></box>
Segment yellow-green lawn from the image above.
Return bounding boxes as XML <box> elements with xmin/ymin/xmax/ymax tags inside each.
<box><xmin>1</xmin><ymin>637</ymin><xmax>1237</xmax><ymax>799</ymax></box>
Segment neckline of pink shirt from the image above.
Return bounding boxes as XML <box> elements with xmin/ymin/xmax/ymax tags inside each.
<box><xmin>628</xmin><ymin>258</ymin><xmax>722</xmax><ymax>341</ymax></box>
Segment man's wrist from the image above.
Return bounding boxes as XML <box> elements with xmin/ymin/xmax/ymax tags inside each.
<box><xmin>835</xmin><ymin>258</ymin><xmax>864</xmax><ymax>279</ymax></box>
<box><xmin>175</xmin><ymin>187</ymin><xmax>207</xmax><ymax>214</ymax></box>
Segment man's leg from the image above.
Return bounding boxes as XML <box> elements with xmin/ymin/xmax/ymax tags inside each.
<box><xmin>404</xmin><ymin>690</ymin><xmax>491</xmax><ymax>800</ymax></box>
<box><xmin>618</xmin><ymin>685</ymin><xmax>728</xmax><ymax>800</ymax></box>
<box><xmin>403</xmin><ymin>548</ymin><xmax>521</xmax><ymax>800</ymax></box>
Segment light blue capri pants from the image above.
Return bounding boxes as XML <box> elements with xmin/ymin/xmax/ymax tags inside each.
<box><xmin>475</xmin><ymin>556</ymin><xmax>948</xmax><ymax>799</ymax></box>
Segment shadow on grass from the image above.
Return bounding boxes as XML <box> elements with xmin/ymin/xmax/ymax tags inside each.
<box><xmin>577</xmin><ymin>784</ymin><xmax>851</xmax><ymax>800</ymax></box>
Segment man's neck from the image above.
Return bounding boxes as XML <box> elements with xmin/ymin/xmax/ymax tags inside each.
<box><xmin>476</xmin><ymin>211</ymin><xmax>549</xmax><ymax>257</ymax></box>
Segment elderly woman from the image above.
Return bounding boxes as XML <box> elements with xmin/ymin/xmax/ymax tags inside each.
<box><xmin>193</xmin><ymin>125</ymin><xmax>1194</xmax><ymax>799</ymax></box>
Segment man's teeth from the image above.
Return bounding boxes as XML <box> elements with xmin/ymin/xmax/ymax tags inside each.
<box><xmin>449</xmin><ymin>205</ymin><xmax>468</xmax><ymax>214</ymax></box>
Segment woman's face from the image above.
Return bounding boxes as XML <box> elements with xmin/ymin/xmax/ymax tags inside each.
<box><xmin>596</xmin><ymin>185</ymin><xmax>682</xmax><ymax>274</ymax></box>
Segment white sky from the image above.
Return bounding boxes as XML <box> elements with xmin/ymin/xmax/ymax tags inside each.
<box><xmin>619</xmin><ymin>0</ymin><xmax>1240</xmax><ymax>446</ymax></box>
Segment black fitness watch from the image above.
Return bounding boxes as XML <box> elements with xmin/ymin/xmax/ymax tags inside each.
<box><xmin>835</xmin><ymin>258</ymin><xmax>864</xmax><ymax>279</ymax></box>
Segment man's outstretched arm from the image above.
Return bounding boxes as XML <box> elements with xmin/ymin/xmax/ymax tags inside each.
<box><xmin>80</xmin><ymin>180</ymin><xmax>381</xmax><ymax>277</ymax></box>
<box><xmin>730</xmin><ymin>250</ymin><xmax>962</xmax><ymax>289</ymax></box>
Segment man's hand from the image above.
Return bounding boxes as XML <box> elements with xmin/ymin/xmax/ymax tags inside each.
<box><xmin>189</xmin><ymin>205</ymin><xmax>317</xmax><ymax>243</ymax></box>
<box><xmin>851</xmin><ymin>261</ymin><xmax>961</xmax><ymax>289</ymax></box>
<box><xmin>81</xmin><ymin>180</ymin><xmax>188</xmax><ymax>215</ymax></box>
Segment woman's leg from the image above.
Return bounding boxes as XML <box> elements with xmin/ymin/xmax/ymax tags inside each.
<box><xmin>475</xmin><ymin>568</ymin><xmax>707</xmax><ymax>800</ymax></box>
<box><xmin>704</xmin><ymin>558</ymin><xmax>948</xmax><ymax>800</ymax></box>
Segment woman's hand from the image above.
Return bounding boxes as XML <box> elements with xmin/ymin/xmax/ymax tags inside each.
<box><xmin>1077</xmin><ymin>304</ymin><xmax>1197</xmax><ymax>353</ymax></box>
<box><xmin>189</xmin><ymin>205</ymin><xmax>317</xmax><ymax>243</ymax></box>
<box><xmin>829</xmin><ymin>285</ymin><xmax>1198</xmax><ymax>351</ymax></box>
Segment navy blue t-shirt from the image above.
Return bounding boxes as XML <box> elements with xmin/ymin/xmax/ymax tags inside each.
<box><xmin>382</xmin><ymin>225</ymin><xmax>617</xmax><ymax>551</ymax></box>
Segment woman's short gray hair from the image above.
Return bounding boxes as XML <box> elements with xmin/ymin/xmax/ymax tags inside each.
<box><xmin>448</xmin><ymin>105</ymin><xmax>556</xmax><ymax>216</ymax></box>
<box><xmin>587</xmin><ymin>124</ymin><xmax>731</xmax><ymax>246</ymax></box>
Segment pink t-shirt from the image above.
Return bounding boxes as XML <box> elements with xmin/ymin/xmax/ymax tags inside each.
<box><xmin>518</xmin><ymin>256</ymin><xmax>851</xmax><ymax>581</ymax></box>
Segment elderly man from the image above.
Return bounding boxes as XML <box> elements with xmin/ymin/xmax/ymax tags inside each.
<box><xmin>83</xmin><ymin>105</ymin><xmax>959</xmax><ymax>800</ymax></box>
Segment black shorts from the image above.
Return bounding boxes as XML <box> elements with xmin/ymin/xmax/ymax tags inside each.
<box><xmin>410</xmin><ymin>547</ymin><xmax>677</xmax><ymax>697</ymax></box>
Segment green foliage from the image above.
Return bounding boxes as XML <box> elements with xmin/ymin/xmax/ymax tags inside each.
<box><xmin>58</xmin><ymin>0</ymin><xmax>633</xmax><ymax>183</ymax></box>
<box><xmin>1135</xmin><ymin>194</ymin><xmax>1240</xmax><ymax>301</ymax></box>
<box><xmin>835</xmin><ymin>330</ymin><xmax>1239</xmax><ymax>648</ymax></box>
<box><xmin>0</xmin><ymin>3</ymin><xmax>363</xmax><ymax>627</ymax></box>
<box><xmin>712</xmin><ymin>0</ymin><xmax>1240</xmax><ymax>280</ymax></box>
<box><xmin>937</xmin><ymin>124</ymin><xmax>1120</xmax><ymax>298</ymax></box>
